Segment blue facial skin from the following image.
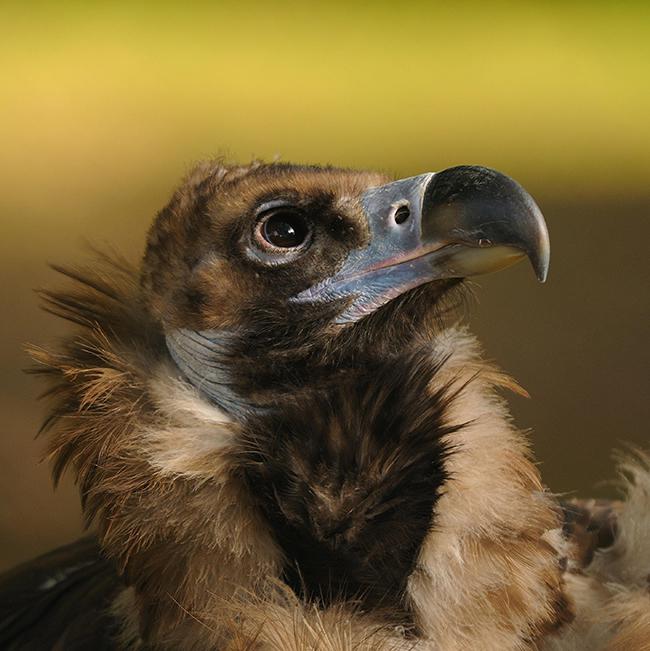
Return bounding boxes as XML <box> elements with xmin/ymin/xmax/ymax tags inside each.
<box><xmin>293</xmin><ymin>167</ymin><xmax>549</xmax><ymax>324</ymax></box>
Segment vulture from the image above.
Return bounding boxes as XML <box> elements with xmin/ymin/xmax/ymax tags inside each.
<box><xmin>1</xmin><ymin>161</ymin><xmax>648</xmax><ymax>650</ymax></box>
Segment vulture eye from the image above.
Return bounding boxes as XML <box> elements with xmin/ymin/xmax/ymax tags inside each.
<box><xmin>256</xmin><ymin>208</ymin><xmax>311</xmax><ymax>250</ymax></box>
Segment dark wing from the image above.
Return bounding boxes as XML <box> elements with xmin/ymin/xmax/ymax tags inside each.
<box><xmin>0</xmin><ymin>536</ymin><xmax>125</xmax><ymax>651</ymax></box>
<box><xmin>560</xmin><ymin>498</ymin><xmax>620</xmax><ymax>570</ymax></box>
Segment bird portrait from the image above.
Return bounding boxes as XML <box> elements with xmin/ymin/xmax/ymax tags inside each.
<box><xmin>1</xmin><ymin>160</ymin><xmax>648</xmax><ymax>650</ymax></box>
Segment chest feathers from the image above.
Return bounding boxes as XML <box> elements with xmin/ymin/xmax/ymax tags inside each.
<box><xmin>32</xmin><ymin>262</ymin><xmax>576</xmax><ymax>650</ymax></box>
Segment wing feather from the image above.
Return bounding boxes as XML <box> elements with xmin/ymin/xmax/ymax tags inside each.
<box><xmin>0</xmin><ymin>537</ymin><xmax>124</xmax><ymax>650</ymax></box>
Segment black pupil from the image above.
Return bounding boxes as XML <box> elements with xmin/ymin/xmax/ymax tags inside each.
<box><xmin>263</xmin><ymin>212</ymin><xmax>308</xmax><ymax>248</ymax></box>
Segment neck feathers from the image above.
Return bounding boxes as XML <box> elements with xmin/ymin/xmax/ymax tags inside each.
<box><xmin>242</xmin><ymin>348</ymin><xmax>462</xmax><ymax>617</ymax></box>
<box><xmin>29</xmin><ymin>255</ymin><xmax>570</xmax><ymax>649</ymax></box>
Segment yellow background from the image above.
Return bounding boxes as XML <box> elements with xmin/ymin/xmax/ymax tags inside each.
<box><xmin>1</xmin><ymin>2</ymin><xmax>648</xmax><ymax>569</ymax></box>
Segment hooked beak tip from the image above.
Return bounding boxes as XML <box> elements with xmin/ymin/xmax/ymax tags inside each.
<box><xmin>530</xmin><ymin>220</ymin><xmax>551</xmax><ymax>283</ymax></box>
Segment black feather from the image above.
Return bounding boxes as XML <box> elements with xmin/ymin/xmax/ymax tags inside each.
<box><xmin>0</xmin><ymin>537</ymin><xmax>124</xmax><ymax>650</ymax></box>
<box><xmin>242</xmin><ymin>346</ymin><xmax>468</xmax><ymax>621</ymax></box>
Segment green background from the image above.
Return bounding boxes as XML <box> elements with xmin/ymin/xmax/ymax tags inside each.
<box><xmin>1</xmin><ymin>1</ymin><xmax>648</xmax><ymax>570</ymax></box>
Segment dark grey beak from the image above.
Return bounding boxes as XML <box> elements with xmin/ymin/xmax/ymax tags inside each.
<box><xmin>294</xmin><ymin>165</ymin><xmax>550</xmax><ymax>324</ymax></box>
<box><xmin>420</xmin><ymin>166</ymin><xmax>549</xmax><ymax>282</ymax></box>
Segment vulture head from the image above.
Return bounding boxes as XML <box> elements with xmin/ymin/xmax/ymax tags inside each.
<box><xmin>144</xmin><ymin>162</ymin><xmax>549</xmax><ymax>418</ymax></box>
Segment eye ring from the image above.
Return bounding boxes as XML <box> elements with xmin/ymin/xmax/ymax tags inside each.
<box><xmin>254</xmin><ymin>206</ymin><xmax>312</xmax><ymax>252</ymax></box>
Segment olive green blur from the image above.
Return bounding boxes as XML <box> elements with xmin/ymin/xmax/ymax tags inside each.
<box><xmin>1</xmin><ymin>1</ymin><xmax>648</xmax><ymax>570</ymax></box>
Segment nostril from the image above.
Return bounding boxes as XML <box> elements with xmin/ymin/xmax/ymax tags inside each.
<box><xmin>393</xmin><ymin>204</ymin><xmax>411</xmax><ymax>225</ymax></box>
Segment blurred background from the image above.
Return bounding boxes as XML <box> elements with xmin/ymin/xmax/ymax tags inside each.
<box><xmin>1</xmin><ymin>1</ymin><xmax>648</xmax><ymax>571</ymax></box>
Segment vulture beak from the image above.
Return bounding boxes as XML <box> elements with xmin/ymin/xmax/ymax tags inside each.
<box><xmin>295</xmin><ymin>165</ymin><xmax>550</xmax><ymax>324</ymax></box>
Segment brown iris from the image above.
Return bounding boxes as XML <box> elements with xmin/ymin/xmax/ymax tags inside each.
<box><xmin>260</xmin><ymin>210</ymin><xmax>310</xmax><ymax>249</ymax></box>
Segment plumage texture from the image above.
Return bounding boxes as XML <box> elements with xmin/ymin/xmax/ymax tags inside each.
<box><xmin>543</xmin><ymin>451</ymin><xmax>650</xmax><ymax>651</ymax></box>
<box><xmin>2</xmin><ymin>160</ymin><xmax>648</xmax><ymax>650</ymax></box>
